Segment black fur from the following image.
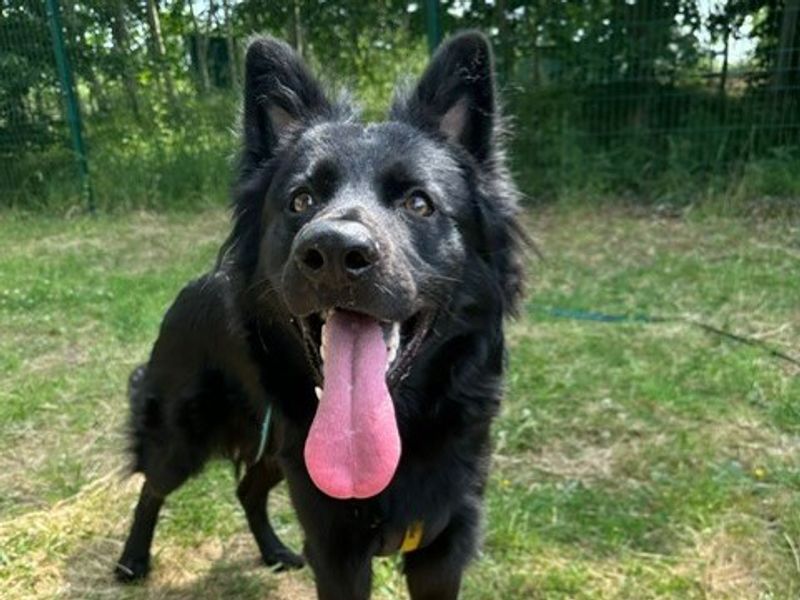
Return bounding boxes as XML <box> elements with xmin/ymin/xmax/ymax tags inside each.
<box><xmin>117</xmin><ymin>32</ymin><xmax>524</xmax><ymax>599</ymax></box>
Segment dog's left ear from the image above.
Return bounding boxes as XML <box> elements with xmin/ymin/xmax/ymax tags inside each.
<box><xmin>399</xmin><ymin>31</ymin><xmax>496</xmax><ymax>163</ymax></box>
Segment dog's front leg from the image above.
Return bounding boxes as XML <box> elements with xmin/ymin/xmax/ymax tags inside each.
<box><xmin>304</xmin><ymin>539</ymin><xmax>373</xmax><ymax>600</ymax></box>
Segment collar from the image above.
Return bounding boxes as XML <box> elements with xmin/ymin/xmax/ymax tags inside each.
<box><xmin>400</xmin><ymin>520</ymin><xmax>424</xmax><ymax>553</ymax></box>
<box><xmin>252</xmin><ymin>401</ymin><xmax>272</xmax><ymax>464</ymax></box>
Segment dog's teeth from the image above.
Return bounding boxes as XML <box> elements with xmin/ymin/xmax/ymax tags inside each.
<box><xmin>320</xmin><ymin>340</ymin><xmax>327</xmax><ymax>362</ymax></box>
<box><xmin>385</xmin><ymin>322</ymin><xmax>400</xmax><ymax>369</ymax></box>
<box><xmin>388</xmin><ymin>323</ymin><xmax>400</xmax><ymax>349</ymax></box>
<box><xmin>315</xmin><ymin>386</ymin><xmax>322</xmax><ymax>400</ymax></box>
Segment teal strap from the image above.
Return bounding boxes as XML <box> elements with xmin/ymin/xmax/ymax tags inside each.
<box><xmin>531</xmin><ymin>304</ymin><xmax>799</xmax><ymax>366</ymax></box>
<box><xmin>253</xmin><ymin>402</ymin><xmax>272</xmax><ymax>464</ymax></box>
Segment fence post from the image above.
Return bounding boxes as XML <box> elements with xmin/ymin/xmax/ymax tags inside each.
<box><xmin>45</xmin><ymin>0</ymin><xmax>94</xmax><ymax>213</ymax></box>
<box><xmin>425</xmin><ymin>0</ymin><xmax>442</xmax><ymax>55</ymax></box>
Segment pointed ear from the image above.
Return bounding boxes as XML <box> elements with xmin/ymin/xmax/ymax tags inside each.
<box><xmin>242</xmin><ymin>36</ymin><xmax>330</xmax><ymax>167</ymax></box>
<box><xmin>400</xmin><ymin>32</ymin><xmax>497</xmax><ymax>163</ymax></box>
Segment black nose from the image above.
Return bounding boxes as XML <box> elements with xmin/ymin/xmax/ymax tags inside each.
<box><xmin>294</xmin><ymin>219</ymin><xmax>379</xmax><ymax>284</ymax></box>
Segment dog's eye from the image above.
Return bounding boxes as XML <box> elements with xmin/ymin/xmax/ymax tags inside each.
<box><xmin>403</xmin><ymin>192</ymin><xmax>434</xmax><ymax>217</ymax></box>
<box><xmin>290</xmin><ymin>191</ymin><xmax>315</xmax><ymax>214</ymax></box>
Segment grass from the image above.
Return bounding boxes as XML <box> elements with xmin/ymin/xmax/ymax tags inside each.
<box><xmin>0</xmin><ymin>205</ymin><xmax>798</xmax><ymax>598</ymax></box>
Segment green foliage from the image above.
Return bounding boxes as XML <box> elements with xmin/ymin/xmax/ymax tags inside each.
<box><xmin>510</xmin><ymin>80</ymin><xmax>800</xmax><ymax>208</ymax></box>
<box><xmin>85</xmin><ymin>92</ymin><xmax>238</xmax><ymax>211</ymax></box>
<box><xmin>1</xmin><ymin>0</ymin><xmax>799</xmax><ymax>210</ymax></box>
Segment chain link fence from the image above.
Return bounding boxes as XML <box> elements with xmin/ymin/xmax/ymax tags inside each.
<box><xmin>1</xmin><ymin>0</ymin><xmax>799</xmax><ymax>210</ymax></box>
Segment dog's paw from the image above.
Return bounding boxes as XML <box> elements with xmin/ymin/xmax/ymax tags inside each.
<box><xmin>263</xmin><ymin>546</ymin><xmax>305</xmax><ymax>571</ymax></box>
<box><xmin>114</xmin><ymin>555</ymin><xmax>150</xmax><ymax>583</ymax></box>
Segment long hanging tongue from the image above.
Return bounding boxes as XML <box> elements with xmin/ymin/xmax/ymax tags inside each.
<box><xmin>304</xmin><ymin>310</ymin><xmax>401</xmax><ymax>499</ymax></box>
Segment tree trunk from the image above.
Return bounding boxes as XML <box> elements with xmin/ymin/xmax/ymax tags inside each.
<box><xmin>775</xmin><ymin>0</ymin><xmax>800</xmax><ymax>89</ymax></box>
<box><xmin>222</xmin><ymin>0</ymin><xmax>239</xmax><ymax>88</ymax></box>
<box><xmin>290</xmin><ymin>0</ymin><xmax>304</xmax><ymax>58</ymax></box>
<box><xmin>495</xmin><ymin>0</ymin><xmax>512</xmax><ymax>81</ymax></box>
<box><xmin>207</xmin><ymin>0</ymin><xmax>217</xmax><ymax>86</ymax></box>
<box><xmin>110</xmin><ymin>0</ymin><xmax>141</xmax><ymax>121</ymax></box>
<box><xmin>145</xmin><ymin>0</ymin><xmax>177</xmax><ymax>104</ymax></box>
<box><xmin>89</xmin><ymin>67</ymin><xmax>109</xmax><ymax>114</ymax></box>
<box><xmin>188</xmin><ymin>0</ymin><xmax>210</xmax><ymax>93</ymax></box>
<box><xmin>718</xmin><ymin>22</ymin><xmax>729</xmax><ymax>99</ymax></box>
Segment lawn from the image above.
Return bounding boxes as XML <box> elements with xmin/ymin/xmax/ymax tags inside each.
<box><xmin>0</xmin><ymin>205</ymin><xmax>798</xmax><ymax>599</ymax></box>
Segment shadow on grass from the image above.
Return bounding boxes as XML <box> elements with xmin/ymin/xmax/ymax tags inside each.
<box><xmin>62</xmin><ymin>535</ymin><xmax>310</xmax><ymax>599</ymax></box>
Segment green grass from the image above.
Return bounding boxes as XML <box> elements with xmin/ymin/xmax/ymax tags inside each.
<box><xmin>3</xmin><ymin>93</ymin><xmax>237</xmax><ymax>212</ymax></box>
<box><xmin>0</xmin><ymin>206</ymin><xmax>798</xmax><ymax>598</ymax></box>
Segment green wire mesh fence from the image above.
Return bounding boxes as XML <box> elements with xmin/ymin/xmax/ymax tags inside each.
<box><xmin>1</xmin><ymin>0</ymin><xmax>798</xmax><ymax>209</ymax></box>
<box><xmin>511</xmin><ymin>0</ymin><xmax>800</xmax><ymax>195</ymax></box>
<box><xmin>1</xmin><ymin>0</ymin><xmax>81</xmax><ymax>206</ymax></box>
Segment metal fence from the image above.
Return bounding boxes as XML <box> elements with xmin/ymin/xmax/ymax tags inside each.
<box><xmin>1</xmin><ymin>0</ymin><xmax>799</xmax><ymax>210</ymax></box>
<box><xmin>511</xmin><ymin>0</ymin><xmax>800</xmax><ymax>193</ymax></box>
<box><xmin>1</xmin><ymin>0</ymin><xmax>89</xmax><ymax>207</ymax></box>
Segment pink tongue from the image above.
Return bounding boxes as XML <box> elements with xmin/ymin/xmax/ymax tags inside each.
<box><xmin>304</xmin><ymin>311</ymin><xmax>401</xmax><ymax>499</ymax></box>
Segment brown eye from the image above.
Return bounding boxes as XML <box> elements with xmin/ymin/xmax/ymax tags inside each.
<box><xmin>403</xmin><ymin>192</ymin><xmax>434</xmax><ymax>217</ymax></box>
<box><xmin>290</xmin><ymin>191</ymin><xmax>314</xmax><ymax>213</ymax></box>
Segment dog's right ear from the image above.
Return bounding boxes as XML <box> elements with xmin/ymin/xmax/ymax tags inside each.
<box><xmin>242</xmin><ymin>37</ymin><xmax>330</xmax><ymax>168</ymax></box>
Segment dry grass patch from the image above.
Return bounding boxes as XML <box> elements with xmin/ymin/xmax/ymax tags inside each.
<box><xmin>0</xmin><ymin>473</ymin><xmax>316</xmax><ymax>600</ymax></box>
<box><xmin>682</xmin><ymin>516</ymin><xmax>799</xmax><ymax>599</ymax></box>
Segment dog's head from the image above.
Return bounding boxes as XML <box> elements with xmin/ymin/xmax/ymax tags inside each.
<box><xmin>227</xmin><ymin>32</ymin><xmax>523</xmax><ymax>499</ymax></box>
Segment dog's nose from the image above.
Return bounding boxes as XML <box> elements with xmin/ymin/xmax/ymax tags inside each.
<box><xmin>294</xmin><ymin>220</ymin><xmax>379</xmax><ymax>284</ymax></box>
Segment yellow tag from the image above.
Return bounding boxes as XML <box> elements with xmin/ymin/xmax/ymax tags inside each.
<box><xmin>400</xmin><ymin>521</ymin><xmax>424</xmax><ymax>553</ymax></box>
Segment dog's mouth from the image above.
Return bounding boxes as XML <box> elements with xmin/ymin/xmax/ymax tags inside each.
<box><xmin>297</xmin><ymin>308</ymin><xmax>433</xmax><ymax>500</ymax></box>
<box><xmin>298</xmin><ymin>308</ymin><xmax>433</xmax><ymax>389</ymax></box>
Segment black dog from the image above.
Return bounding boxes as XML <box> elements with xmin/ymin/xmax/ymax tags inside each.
<box><xmin>118</xmin><ymin>31</ymin><xmax>523</xmax><ymax>599</ymax></box>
